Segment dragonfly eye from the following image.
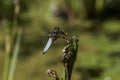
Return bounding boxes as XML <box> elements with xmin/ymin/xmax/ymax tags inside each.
<box><xmin>55</xmin><ymin>27</ymin><xmax>60</xmax><ymax>30</ymax></box>
<box><xmin>54</xmin><ymin>27</ymin><xmax>60</xmax><ymax>32</ymax></box>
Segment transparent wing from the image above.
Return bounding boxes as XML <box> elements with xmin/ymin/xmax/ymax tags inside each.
<box><xmin>43</xmin><ymin>38</ymin><xmax>53</xmax><ymax>54</ymax></box>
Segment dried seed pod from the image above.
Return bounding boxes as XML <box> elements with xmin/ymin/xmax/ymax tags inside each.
<box><xmin>62</xmin><ymin>35</ymin><xmax>79</xmax><ymax>80</ymax></box>
<box><xmin>46</xmin><ymin>69</ymin><xmax>60</xmax><ymax>80</ymax></box>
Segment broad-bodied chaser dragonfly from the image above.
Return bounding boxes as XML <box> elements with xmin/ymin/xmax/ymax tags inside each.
<box><xmin>43</xmin><ymin>27</ymin><xmax>68</xmax><ymax>54</ymax></box>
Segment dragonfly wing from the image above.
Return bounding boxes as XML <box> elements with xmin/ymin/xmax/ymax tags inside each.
<box><xmin>43</xmin><ymin>38</ymin><xmax>53</xmax><ymax>54</ymax></box>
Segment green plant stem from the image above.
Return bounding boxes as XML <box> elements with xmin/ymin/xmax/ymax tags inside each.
<box><xmin>3</xmin><ymin>32</ymin><xmax>11</xmax><ymax>80</ymax></box>
<box><xmin>3</xmin><ymin>52</ymin><xmax>10</xmax><ymax>80</ymax></box>
<box><xmin>8</xmin><ymin>29</ymin><xmax>22</xmax><ymax>80</ymax></box>
<box><xmin>62</xmin><ymin>69</ymin><xmax>67</xmax><ymax>80</ymax></box>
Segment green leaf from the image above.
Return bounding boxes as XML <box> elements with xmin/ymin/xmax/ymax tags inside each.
<box><xmin>62</xmin><ymin>69</ymin><xmax>67</xmax><ymax>80</ymax></box>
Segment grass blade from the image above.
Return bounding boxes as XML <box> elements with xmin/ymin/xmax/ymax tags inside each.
<box><xmin>8</xmin><ymin>29</ymin><xmax>22</xmax><ymax>80</ymax></box>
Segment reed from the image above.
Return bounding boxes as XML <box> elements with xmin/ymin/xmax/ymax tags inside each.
<box><xmin>2</xmin><ymin>0</ymin><xmax>20</xmax><ymax>80</ymax></box>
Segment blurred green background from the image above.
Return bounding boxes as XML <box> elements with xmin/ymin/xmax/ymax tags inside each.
<box><xmin>0</xmin><ymin>0</ymin><xmax>120</xmax><ymax>80</ymax></box>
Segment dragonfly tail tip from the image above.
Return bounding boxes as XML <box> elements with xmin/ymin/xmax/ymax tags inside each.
<box><xmin>42</xmin><ymin>52</ymin><xmax>46</xmax><ymax>55</ymax></box>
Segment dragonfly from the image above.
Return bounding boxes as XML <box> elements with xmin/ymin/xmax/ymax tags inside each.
<box><xmin>43</xmin><ymin>27</ymin><xmax>68</xmax><ymax>54</ymax></box>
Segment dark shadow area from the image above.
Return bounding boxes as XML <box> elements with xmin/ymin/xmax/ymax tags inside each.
<box><xmin>0</xmin><ymin>0</ymin><xmax>13</xmax><ymax>20</ymax></box>
<box><xmin>97</xmin><ymin>0</ymin><xmax>120</xmax><ymax>21</ymax></box>
<box><xmin>104</xmin><ymin>31</ymin><xmax>120</xmax><ymax>41</ymax></box>
<box><xmin>54</xmin><ymin>7</ymin><xmax>69</xmax><ymax>21</ymax></box>
<box><xmin>20</xmin><ymin>0</ymin><xmax>33</xmax><ymax>12</ymax></box>
<box><xmin>83</xmin><ymin>0</ymin><xmax>96</xmax><ymax>19</ymax></box>
<box><xmin>108</xmin><ymin>51</ymin><xmax>120</xmax><ymax>59</ymax></box>
<box><xmin>75</xmin><ymin>67</ymin><xmax>104</xmax><ymax>80</ymax></box>
<box><xmin>83</xmin><ymin>0</ymin><xmax>120</xmax><ymax>21</ymax></box>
